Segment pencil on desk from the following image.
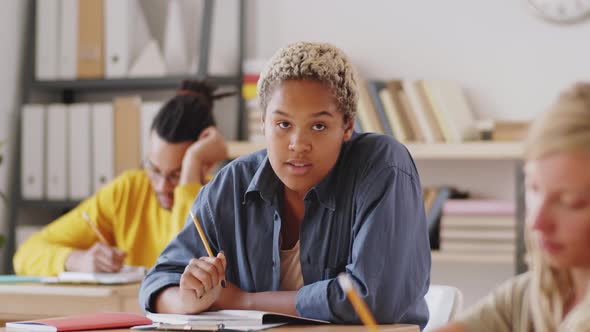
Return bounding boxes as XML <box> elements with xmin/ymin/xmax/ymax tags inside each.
<box><xmin>82</xmin><ymin>211</ymin><xmax>109</xmax><ymax>245</ymax></box>
<box><xmin>337</xmin><ymin>273</ymin><xmax>379</xmax><ymax>332</ymax></box>
<box><xmin>189</xmin><ymin>210</ymin><xmax>226</xmax><ymax>288</ymax></box>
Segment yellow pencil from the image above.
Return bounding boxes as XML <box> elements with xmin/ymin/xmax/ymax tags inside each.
<box><xmin>189</xmin><ymin>210</ymin><xmax>226</xmax><ymax>288</ymax></box>
<box><xmin>82</xmin><ymin>211</ymin><xmax>109</xmax><ymax>245</ymax></box>
<box><xmin>337</xmin><ymin>273</ymin><xmax>378</xmax><ymax>332</ymax></box>
<box><xmin>189</xmin><ymin>210</ymin><xmax>214</xmax><ymax>257</ymax></box>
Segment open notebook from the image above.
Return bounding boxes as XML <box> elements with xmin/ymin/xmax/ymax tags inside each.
<box><xmin>142</xmin><ymin>310</ymin><xmax>329</xmax><ymax>331</ymax></box>
<box><xmin>41</xmin><ymin>266</ymin><xmax>146</xmax><ymax>285</ymax></box>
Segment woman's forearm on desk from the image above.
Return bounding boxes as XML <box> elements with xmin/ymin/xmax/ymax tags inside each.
<box><xmin>156</xmin><ymin>282</ymin><xmax>298</xmax><ymax>316</ymax></box>
<box><xmin>214</xmin><ymin>282</ymin><xmax>298</xmax><ymax>316</ymax></box>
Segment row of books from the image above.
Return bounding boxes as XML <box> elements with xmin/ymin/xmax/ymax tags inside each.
<box><xmin>357</xmin><ymin>79</ymin><xmax>480</xmax><ymax>143</ymax></box>
<box><xmin>242</xmin><ymin>60</ymin><xmax>266</xmax><ymax>143</ymax></box>
<box><xmin>438</xmin><ymin>199</ymin><xmax>516</xmax><ymax>261</ymax></box>
<box><xmin>35</xmin><ymin>0</ymin><xmax>239</xmax><ymax>80</ymax></box>
<box><xmin>21</xmin><ymin>98</ymin><xmax>161</xmax><ymax>200</ymax></box>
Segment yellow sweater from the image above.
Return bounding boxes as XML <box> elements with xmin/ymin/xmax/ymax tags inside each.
<box><xmin>13</xmin><ymin>170</ymin><xmax>201</xmax><ymax>276</ymax></box>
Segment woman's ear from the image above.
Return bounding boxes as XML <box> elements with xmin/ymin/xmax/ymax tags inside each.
<box><xmin>343</xmin><ymin>117</ymin><xmax>354</xmax><ymax>141</ymax></box>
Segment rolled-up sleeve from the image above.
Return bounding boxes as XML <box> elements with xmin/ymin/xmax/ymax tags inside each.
<box><xmin>139</xmin><ymin>184</ymin><xmax>216</xmax><ymax>312</ymax></box>
<box><xmin>296</xmin><ymin>165</ymin><xmax>431</xmax><ymax>328</ymax></box>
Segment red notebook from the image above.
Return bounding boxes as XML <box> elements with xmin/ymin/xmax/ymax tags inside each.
<box><xmin>5</xmin><ymin>312</ymin><xmax>152</xmax><ymax>331</ymax></box>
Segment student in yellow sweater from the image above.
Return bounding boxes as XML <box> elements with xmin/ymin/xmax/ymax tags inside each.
<box><xmin>14</xmin><ymin>80</ymin><xmax>233</xmax><ymax>276</ymax></box>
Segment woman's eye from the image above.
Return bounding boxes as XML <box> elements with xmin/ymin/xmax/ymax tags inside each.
<box><xmin>312</xmin><ymin>123</ymin><xmax>326</xmax><ymax>131</ymax></box>
<box><xmin>277</xmin><ymin>121</ymin><xmax>291</xmax><ymax>129</ymax></box>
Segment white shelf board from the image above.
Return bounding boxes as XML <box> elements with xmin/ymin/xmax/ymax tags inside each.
<box><xmin>227</xmin><ymin>141</ymin><xmax>523</xmax><ymax>160</ymax></box>
<box><xmin>431</xmin><ymin>251</ymin><xmax>514</xmax><ymax>264</ymax></box>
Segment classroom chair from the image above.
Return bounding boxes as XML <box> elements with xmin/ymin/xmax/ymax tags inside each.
<box><xmin>423</xmin><ymin>284</ymin><xmax>463</xmax><ymax>331</ymax></box>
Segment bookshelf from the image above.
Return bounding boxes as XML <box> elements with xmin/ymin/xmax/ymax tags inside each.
<box><xmin>431</xmin><ymin>251</ymin><xmax>513</xmax><ymax>264</ymax></box>
<box><xmin>2</xmin><ymin>0</ymin><xmax>246</xmax><ymax>273</ymax></box>
<box><xmin>227</xmin><ymin>141</ymin><xmax>523</xmax><ymax>160</ymax></box>
<box><xmin>32</xmin><ymin>76</ymin><xmax>241</xmax><ymax>91</ymax></box>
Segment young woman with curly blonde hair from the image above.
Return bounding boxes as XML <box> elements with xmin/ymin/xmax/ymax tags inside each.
<box><xmin>436</xmin><ymin>83</ymin><xmax>590</xmax><ymax>331</ymax></box>
<box><xmin>140</xmin><ymin>41</ymin><xmax>431</xmax><ymax>328</ymax></box>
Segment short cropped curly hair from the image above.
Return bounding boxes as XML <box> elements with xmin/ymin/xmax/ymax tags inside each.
<box><xmin>257</xmin><ymin>41</ymin><xmax>358</xmax><ymax>122</ymax></box>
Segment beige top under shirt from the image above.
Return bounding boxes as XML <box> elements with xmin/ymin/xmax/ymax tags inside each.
<box><xmin>279</xmin><ymin>241</ymin><xmax>304</xmax><ymax>291</ymax></box>
<box><xmin>459</xmin><ymin>273</ymin><xmax>534</xmax><ymax>332</ymax></box>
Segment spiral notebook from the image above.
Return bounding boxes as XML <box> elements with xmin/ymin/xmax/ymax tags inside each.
<box><xmin>141</xmin><ymin>310</ymin><xmax>329</xmax><ymax>331</ymax></box>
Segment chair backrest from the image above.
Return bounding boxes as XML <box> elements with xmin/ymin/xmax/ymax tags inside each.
<box><xmin>423</xmin><ymin>284</ymin><xmax>463</xmax><ymax>331</ymax></box>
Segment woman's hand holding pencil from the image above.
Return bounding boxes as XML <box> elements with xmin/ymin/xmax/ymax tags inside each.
<box><xmin>176</xmin><ymin>210</ymin><xmax>227</xmax><ymax>313</ymax></box>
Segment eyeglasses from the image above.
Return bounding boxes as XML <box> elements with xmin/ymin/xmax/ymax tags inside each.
<box><xmin>143</xmin><ymin>160</ymin><xmax>181</xmax><ymax>185</ymax></box>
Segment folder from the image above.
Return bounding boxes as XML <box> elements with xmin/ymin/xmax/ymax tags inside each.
<box><xmin>104</xmin><ymin>0</ymin><xmax>151</xmax><ymax>78</ymax></box>
<box><xmin>6</xmin><ymin>312</ymin><xmax>152</xmax><ymax>332</ymax></box>
<box><xmin>68</xmin><ymin>103</ymin><xmax>92</xmax><ymax>200</ymax></box>
<box><xmin>163</xmin><ymin>0</ymin><xmax>189</xmax><ymax>74</ymax></box>
<box><xmin>35</xmin><ymin>0</ymin><xmax>60</xmax><ymax>80</ymax></box>
<box><xmin>21</xmin><ymin>104</ymin><xmax>45</xmax><ymax>199</ymax></box>
<box><xmin>58</xmin><ymin>0</ymin><xmax>78</xmax><ymax>80</ymax></box>
<box><xmin>91</xmin><ymin>103</ymin><xmax>114</xmax><ymax>192</ymax></box>
<box><xmin>46</xmin><ymin>104</ymin><xmax>68</xmax><ymax>200</ymax></box>
<box><xmin>140</xmin><ymin>101</ymin><xmax>162</xmax><ymax>159</ymax></box>
<box><xmin>113</xmin><ymin>96</ymin><xmax>141</xmax><ymax>176</ymax></box>
<box><xmin>77</xmin><ymin>0</ymin><xmax>104</xmax><ymax>78</ymax></box>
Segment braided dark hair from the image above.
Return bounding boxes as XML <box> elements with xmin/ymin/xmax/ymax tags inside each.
<box><xmin>151</xmin><ymin>80</ymin><xmax>236</xmax><ymax>143</ymax></box>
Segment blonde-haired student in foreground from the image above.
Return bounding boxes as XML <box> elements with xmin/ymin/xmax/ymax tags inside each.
<box><xmin>140</xmin><ymin>42</ymin><xmax>431</xmax><ymax>328</ymax></box>
<box><xmin>435</xmin><ymin>83</ymin><xmax>590</xmax><ymax>331</ymax></box>
<box><xmin>14</xmin><ymin>80</ymin><xmax>230</xmax><ymax>276</ymax></box>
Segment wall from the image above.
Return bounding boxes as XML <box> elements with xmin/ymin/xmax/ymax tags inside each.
<box><xmin>249</xmin><ymin>0</ymin><xmax>590</xmax><ymax>121</ymax></box>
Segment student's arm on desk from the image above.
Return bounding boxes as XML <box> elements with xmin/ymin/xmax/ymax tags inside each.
<box><xmin>156</xmin><ymin>280</ymin><xmax>298</xmax><ymax>316</ymax></box>
<box><xmin>13</xmin><ymin>174</ymin><xmax>128</xmax><ymax>276</ymax></box>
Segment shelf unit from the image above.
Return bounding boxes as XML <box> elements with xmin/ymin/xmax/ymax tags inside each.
<box><xmin>3</xmin><ymin>0</ymin><xmax>246</xmax><ymax>273</ymax></box>
<box><xmin>431</xmin><ymin>251</ymin><xmax>513</xmax><ymax>264</ymax></box>
<box><xmin>227</xmin><ymin>141</ymin><xmax>523</xmax><ymax>160</ymax></box>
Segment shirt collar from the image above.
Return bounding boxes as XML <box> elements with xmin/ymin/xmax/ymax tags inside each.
<box><xmin>244</xmin><ymin>156</ymin><xmax>282</xmax><ymax>206</ymax></box>
<box><xmin>243</xmin><ymin>141</ymin><xmax>349</xmax><ymax>212</ymax></box>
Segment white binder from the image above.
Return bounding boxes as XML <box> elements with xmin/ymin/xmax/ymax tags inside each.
<box><xmin>58</xmin><ymin>0</ymin><xmax>78</xmax><ymax>79</ymax></box>
<box><xmin>104</xmin><ymin>0</ymin><xmax>151</xmax><ymax>78</ymax></box>
<box><xmin>68</xmin><ymin>103</ymin><xmax>92</xmax><ymax>200</ymax></box>
<box><xmin>35</xmin><ymin>0</ymin><xmax>60</xmax><ymax>80</ymax></box>
<box><xmin>163</xmin><ymin>0</ymin><xmax>188</xmax><ymax>74</ymax></box>
<box><xmin>129</xmin><ymin>39</ymin><xmax>167</xmax><ymax>78</ymax></box>
<box><xmin>91</xmin><ymin>103</ymin><xmax>114</xmax><ymax>191</ymax></box>
<box><xmin>46</xmin><ymin>104</ymin><xmax>68</xmax><ymax>200</ymax></box>
<box><xmin>208</xmin><ymin>0</ymin><xmax>239</xmax><ymax>75</ymax></box>
<box><xmin>21</xmin><ymin>104</ymin><xmax>45</xmax><ymax>199</ymax></box>
<box><xmin>140</xmin><ymin>101</ymin><xmax>162</xmax><ymax>159</ymax></box>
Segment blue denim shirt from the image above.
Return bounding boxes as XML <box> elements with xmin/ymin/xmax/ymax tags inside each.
<box><xmin>139</xmin><ymin>132</ymin><xmax>431</xmax><ymax>328</ymax></box>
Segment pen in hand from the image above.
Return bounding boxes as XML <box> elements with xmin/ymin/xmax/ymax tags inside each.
<box><xmin>82</xmin><ymin>211</ymin><xmax>109</xmax><ymax>245</ymax></box>
<box><xmin>72</xmin><ymin>211</ymin><xmax>126</xmax><ymax>273</ymax></box>
<box><xmin>189</xmin><ymin>210</ymin><xmax>226</xmax><ymax>288</ymax></box>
